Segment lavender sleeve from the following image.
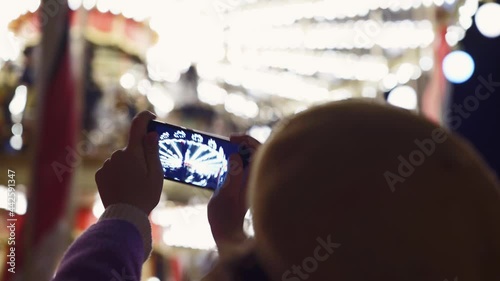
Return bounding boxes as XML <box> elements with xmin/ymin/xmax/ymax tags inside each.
<box><xmin>52</xmin><ymin>219</ymin><xmax>145</xmax><ymax>281</ymax></box>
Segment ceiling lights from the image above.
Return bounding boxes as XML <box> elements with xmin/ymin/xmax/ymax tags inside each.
<box><xmin>228</xmin><ymin>49</ymin><xmax>389</xmax><ymax>81</ymax></box>
<box><xmin>198</xmin><ymin>63</ymin><xmax>332</xmax><ymax>103</ymax></box>
<box><xmin>228</xmin><ymin>20</ymin><xmax>435</xmax><ymax>50</ymax></box>
<box><xmin>228</xmin><ymin>0</ymin><xmax>443</xmax><ymax>27</ymax></box>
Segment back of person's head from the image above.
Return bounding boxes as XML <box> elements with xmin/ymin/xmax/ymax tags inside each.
<box><xmin>249</xmin><ymin>99</ymin><xmax>500</xmax><ymax>281</ymax></box>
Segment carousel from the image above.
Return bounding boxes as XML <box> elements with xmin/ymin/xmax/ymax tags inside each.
<box><xmin>0</xmin><ymin>0</ymin><xmax>489</xmax><ymax>280</ymax></box>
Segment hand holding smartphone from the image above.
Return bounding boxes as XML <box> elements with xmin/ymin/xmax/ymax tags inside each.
<box><xmin>147</xmin><ymin>120</ymin><xmax>250</xmax><ymax>190</ymax></box>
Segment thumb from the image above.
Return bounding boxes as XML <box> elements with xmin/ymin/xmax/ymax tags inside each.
<box><xmin>216</xmin><ymin>154</ymin><xmax>244</xmax><ymax>197</ymax></box>
<box><xmin>143</xmin><ymin>132</ymin><xmax>162</xmax><ymax>176</ymax></box>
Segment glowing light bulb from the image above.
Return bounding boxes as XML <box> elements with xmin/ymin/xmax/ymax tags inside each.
<box><xmin>68</xmin><ymin>0</ymin><xmax>82</xmax><ymax>10</ymax></box>
<box><xmin>442</xmin><ymin>51</ymin><xmax>475</xmax><ymax>84</ymax></box>
<box><xmin>475</xmin><ymin>3</ymin><xmax>500</xmax><ymax>38</ymax></box>
<box><xmin>9</xmin><ymin>85</ymin><xmax>28</xmax><ymax>115</ymax></box>
<box><xmin>10</xmin><ymin>135</ymin><xmax>23</xmax><ymax>150</ymax></box>
<box><xmin>419</xmin><ymin>56</ymin><xmax>434</xmax><ymax>71</ymax></box>
<box><xmin>382</xmin><ymin>74</ymin><xmax>398</xmax><ymax>91</ymax></box>
<box><xmin>387</xmin><ymin>86</ymin><xmax>418</xmax><ymax>110</ymax></box>
<box><xmin>82</xmin><ymin>0</ymin><xmax>96</xmax><ymax>10</ymax></box>
<box><xmin>120</xmin><ymin>73</ymin><xmax>136</xmax><ymax>89</ymax></box>
<box><xmin>248</xmin><ymin>126</ymin><xmax>272</xmax><ymax>143</ymax></box>
<box><xmin>11</xmin><ymin>123</ymin><xmax>23</xmax><ymax>136</ymax></box>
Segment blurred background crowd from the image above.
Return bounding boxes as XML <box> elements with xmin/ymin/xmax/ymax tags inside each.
<box><xmin>0</xmin><ymin>0</ymin><xmax>499</xmax><ymax>280</ymax></box>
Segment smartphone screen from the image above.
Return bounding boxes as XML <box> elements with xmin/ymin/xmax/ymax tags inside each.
<box><xmin>148</xmin><ymin>120</ymin><xmax>239</xmax><ymax>190</ymax></box>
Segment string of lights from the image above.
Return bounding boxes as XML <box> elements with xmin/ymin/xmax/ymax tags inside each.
<box><xmin>227</xmin><ymin>0</ymin><xmax>451</xmax><ymax>26</ymax></box>
<box><xmin>227</xmin><ymin>20</ymin><xmax>435</xmax><ymax>50</ymax></box>
<box><xmin>227</xmin><ymin>49</ymin><xmax>389</xmax><ymax>81</ymax></box>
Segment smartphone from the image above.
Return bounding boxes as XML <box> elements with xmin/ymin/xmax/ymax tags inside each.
<box><xmin>147</xmin><ymin>120</ymin><xmax>243</xmax><ymax>191</ymax></box>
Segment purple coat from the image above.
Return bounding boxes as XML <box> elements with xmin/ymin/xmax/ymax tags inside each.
<box><xmin>53</xmin><ymin>219</ymin><xmax>144</xmax><ymax>281</ymax></box>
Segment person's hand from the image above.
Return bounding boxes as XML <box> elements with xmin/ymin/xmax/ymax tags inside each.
<box><xmin>208</xmin><ymin>135</ymin><xmax>261</xmax><ymax>248</ymax></box>
<box><xmin>95</xmin><ymin>111</ymin><xmax>163</xmax><ymax>215</ymax></box>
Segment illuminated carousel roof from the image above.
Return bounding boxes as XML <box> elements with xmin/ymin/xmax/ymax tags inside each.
<box><xmin>2</xmin><ymin>0</ymin><xmax>477</xmax><ymax>116</ymax></box>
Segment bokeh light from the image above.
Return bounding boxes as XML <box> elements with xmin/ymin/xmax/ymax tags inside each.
<box><xmin>387</xmin><ymin>85</ymin><xmax>418</xmax><ymax>110</ymax></box>
<box><xmin>442</xmin><ymin>50</ymin><xmax>475</xmax><ymax>84</ymax></box>
<box><xmin>475</xmin><ymin>3</ymin><xmax>500</xmax><ymax>38</ymax></box>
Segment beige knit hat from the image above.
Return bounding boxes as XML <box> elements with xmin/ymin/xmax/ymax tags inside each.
<box><xmin>250</xmin><ymin>99</ymin><xmax>500</xmax><ymax>281</ymax></box>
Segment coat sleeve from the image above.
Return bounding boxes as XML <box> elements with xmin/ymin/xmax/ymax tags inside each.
<box><xmin>53</xmin><ymin>203</ymin><xmax>153</xmax><ymax>281</ymax></box>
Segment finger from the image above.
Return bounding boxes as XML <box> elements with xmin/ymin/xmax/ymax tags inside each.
<box><xmin>127</xmin><ymin>111</ymin><xmax>156</xmax><ymax>153</ymax></box>
<box><xmin>110</xmin><ymin>149</ymin><xmax>125</xmax><ymax>160</ymax></box>
<box><xmin>143</xmin><ymin>131</ymin><xmax>162</xmax><ymax>176</ymax></box>
<box><xmin>230</xmin><ymin>135</ymin><xmax>261</xmax><ymax>165</ymax></box>
<box><xmin>230</xmin><ymin>135</ymin><xmax>261</xmax><ymax>148</ymax></box>
<box><xmin>95</xmin><ymin>159</ymin><xmax>110</xmax><ymax>185</ymax></box>
<box><xmin>214</xmin><ymin>154</ymin><xmax>244</xmax><ymax>198</ymax></box>
<box><xmin>228</xmin><ymin>153</ymin><xmax>244</xmax><ymax>176</ymax></box>
<box><xmin>95</xmin><ymin>168</ymin><xmax>103</xmax><ymax>186</ymax></box>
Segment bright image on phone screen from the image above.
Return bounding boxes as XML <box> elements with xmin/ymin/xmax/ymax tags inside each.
<box><xmin>148</xmin><ymin>121</ymin><xmax>239</xmax><ymax>190</ymax></box>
